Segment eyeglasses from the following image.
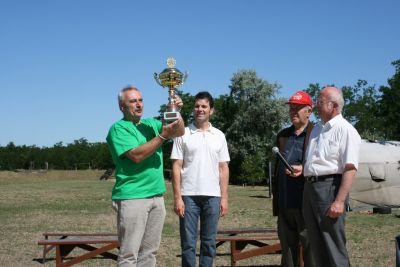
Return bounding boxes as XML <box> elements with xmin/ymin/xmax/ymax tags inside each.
<box><xmin>289</xmin><ymin>104</ymin><xmax>309</xmax><ymax>111</ymax></box>
<box><xmin>316</xmin><ymin>99</ymin><xmax>334</xmax><ymax>106</ymax></box>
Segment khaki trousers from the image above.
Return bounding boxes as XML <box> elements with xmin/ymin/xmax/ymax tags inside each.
<box><xmin>113</xmin><ymin>196</ymin><xmax>166</xmax><ymax>267</ymax></box>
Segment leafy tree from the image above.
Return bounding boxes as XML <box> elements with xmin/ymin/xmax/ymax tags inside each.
<box><xmin>342</xmin><ymin>80</ymin><xmax>382</xmax><ymax>140</ymax></box>
<box><xmin>378</xmin><ymin>59</ymin><xmax>400</xmax><ymax>140</ymax></box>
<box><xmin>0</xmin><ymin>142</ymin><xmax>19</xmax><ymax>169</ymax></box>
<box><xmin>50</xmin><ymin>142</ymin><xmax>69</xmax><ymax>169</ymax></box>
<box><xmin>304</xmin><ymin>83</ymin><xmax>321</xmax><ymax>120</ymax></box>
<box><xmin>91</xmin><ymin>142</ymin><xmax>114</xmax><ymax>169</ymax></box>
<box><xmin>211</xmin><ymin>94</ymin><xmax>239</xmax><ymax>133</ymax></box>
<box><xmin>238</xmin><ymin>151</ymin><xmax>265</xmax><ymax>185</ymax></box>
<box><xmin>224</xmin><ymin>70</ymin><xmax>288</xmax><ymax>184</ymax></box>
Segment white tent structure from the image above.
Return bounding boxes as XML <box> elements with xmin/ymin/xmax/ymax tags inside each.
<box><xmin>351</xmin><ymin>140</ymin><xmax>400</xmax><ymax>208</ymax></box>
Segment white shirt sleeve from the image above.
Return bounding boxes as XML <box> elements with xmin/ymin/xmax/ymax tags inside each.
<box><xmin>218</xmin><ymin>134</ymin><xmax>230</xmax><ymax>162</ymax></box>
<box><xmin>341</xmin><ymin>125</ymin><xmax>361</xmax><ymax>170</ymax></box>
<box><xmin>171</xmin><ymin>136</ymin><xmax>184</xmax><ymax>160</ymax></box>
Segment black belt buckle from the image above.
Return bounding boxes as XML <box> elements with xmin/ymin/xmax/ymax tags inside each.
<box><xmin>305</xmin><ymin>174</ymin><xmax>340</xmax><ymax>183</ymax></box>
<box><xmin>306</xmin><ymin>176</ymin><xmax>317</xmax><ymax>183</ymax></box>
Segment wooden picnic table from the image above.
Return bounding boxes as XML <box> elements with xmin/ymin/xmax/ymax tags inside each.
<box><xmin>216</xmin><ymin>227</ymin><xmax>281</xmax><ymax>267</ymax></box>
<box><xmin>38</xmin><ymin>228</ymin><xmax>284</xmax><ymax>267</ymax></box>
<box><xmin>39</xmin><ymin>232</ymin><xmax>118</xmax><ymax>266</ymax></box>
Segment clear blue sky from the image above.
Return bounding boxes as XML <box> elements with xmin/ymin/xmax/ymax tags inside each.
<box><xmin>1</xmin><ymin>0</ymin><xmax>399</xmax><ymax>147</ymax></box>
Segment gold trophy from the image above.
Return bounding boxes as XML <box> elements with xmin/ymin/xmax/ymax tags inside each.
<box><xmin>154</xmin><ymin>57</ymin><xmax>188</xmax><ymax>122</ymax></box>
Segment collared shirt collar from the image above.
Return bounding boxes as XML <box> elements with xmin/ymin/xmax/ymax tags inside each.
<box><xmin>121</xmin><ymin>117</ymin><xmax>141</xmax><ymax>126</ymax></box>
<box><xmin>289</xmin><ymin>123</ymin><xmax>309</xmax><ymax>136</ymax></box>
<box><xmin>188</xmin><ymin>122</ymin><xmax>216</xmax><ymax>134</ymax></box>
<box><xmin>320</xmin><ymin>114</ymin><xmax>343</xmax><ymax>129</ymax></box>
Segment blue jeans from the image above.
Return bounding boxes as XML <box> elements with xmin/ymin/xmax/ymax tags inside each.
<box><xmin>180</xmin><ymin>196</ymin><xmax>220</xmax><ymax>267</ymax></box>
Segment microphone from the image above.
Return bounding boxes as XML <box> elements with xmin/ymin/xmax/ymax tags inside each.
<box><xmin>272</xmin><ymin>147</ymin><xmax>294</xmax><ymax>174</ymax></box>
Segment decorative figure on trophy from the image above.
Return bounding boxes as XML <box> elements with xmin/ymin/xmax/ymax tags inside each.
<box><xmin>154</xmin><ymin>57</ymin><xmax>188</xmax><ymax>122</ymax></box>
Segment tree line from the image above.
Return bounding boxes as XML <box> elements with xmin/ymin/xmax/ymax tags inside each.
<box><xmin>0</xmin><ymin>138</ymin><xmax>113</xmax><ymax>171</ymax></box>
<box><xmin>1</xmin><ymin>60</ymin><xmax>399</xmax><ymax>185</ymax></box>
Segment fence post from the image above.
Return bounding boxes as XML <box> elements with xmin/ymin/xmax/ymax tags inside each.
<box><xmin>396</xmin><ymin>235</ymin><xmax>400</xmax><ymax>267</ymax></box>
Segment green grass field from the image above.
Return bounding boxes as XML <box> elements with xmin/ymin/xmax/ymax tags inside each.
<box><xmin>0</xmin><ymin>170</ymin><xmax>398</xmax><ymax>267</ymax></box>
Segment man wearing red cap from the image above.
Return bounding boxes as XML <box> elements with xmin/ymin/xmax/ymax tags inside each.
<box><xmin>272</xmin><ymin>91</ymin><xmax>315</xmax><ymax>267</ymax></box>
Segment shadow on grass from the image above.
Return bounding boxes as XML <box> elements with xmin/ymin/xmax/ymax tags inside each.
<box><xmin>216</xmin><ymin>265</ymin><xmax>279</xmax><ymax>267</ymax></box>
<box><xmin>32</xmin><ymin>256</ymin><xmax>117</xmax><ymax>264</ymax></box>
<box><xmin>32</xmin><ymin>258</ymin><xmax>45</xmax><ymax>264</ymax></box>
<box><xmin>176</xmin><ymin>254</ymin><xmax>280</xmax><ymax>267</ymax></box>
<box><xmin>249</xmin><ymin>195</ymin><xmax>270</xmax><ymax>199</ymax></box>
<box><xmin>175</xmin><ymin>253</ymin><xmax>233</xmax><ymax>257</ymax></box>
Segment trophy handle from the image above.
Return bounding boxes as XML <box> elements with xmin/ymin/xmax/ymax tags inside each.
<box><xmin>181</xmin><ymin>71</ymin><xmax>189</xmax><ymax>85</ymax></box>
<box><xmin>154</xmin><ymin>73</ymin><xmax>164</xmax><ymax>87</ymax></box>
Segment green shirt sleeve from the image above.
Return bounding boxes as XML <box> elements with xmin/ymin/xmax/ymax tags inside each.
<box><xmin>107</xmin><ymin>118</ymin><xmax>162</xmax><ymax>159</ymax></box>
<box><xmin>107</xmin><ymin>122</ymin><xmax>138</xmax><ymax>158</ymax></box>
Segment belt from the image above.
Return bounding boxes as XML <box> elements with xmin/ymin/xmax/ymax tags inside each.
<box><xmin>146</xmin><ymin>193</ymin><xmax>164</xmax><ymax>198</ymax></box>
<box><xmin>304</xmin><ymin>174</ymin><xmax>341</xmax><ymax>183</ymax></box>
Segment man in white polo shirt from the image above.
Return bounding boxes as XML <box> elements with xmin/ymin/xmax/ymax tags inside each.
<box><xmin>302</xmin><ymin>86</ymin><xmax>361</xmax><ymax>267</ymax></box>
<box><xmin>171</xmin><ymin>91</ymin><xmax>230</xmax><ymax>267</ymax></box>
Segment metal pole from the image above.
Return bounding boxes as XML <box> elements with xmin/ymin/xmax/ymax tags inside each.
<box><xmin>267</xmin><ymin>161</ymin><xmax>272</xmax><ymax>198</ymax></box>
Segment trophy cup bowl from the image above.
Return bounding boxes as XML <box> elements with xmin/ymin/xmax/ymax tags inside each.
<box><xmin>154</xmin><ymin>57</ymin><xmax>188</xmax><ymax>122</ymax></box>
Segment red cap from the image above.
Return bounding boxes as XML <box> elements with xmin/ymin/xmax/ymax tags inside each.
<box><xmin>286</xmin><ymin>91</ymin><xmax>313</xmax><ymax>107</ymax></box>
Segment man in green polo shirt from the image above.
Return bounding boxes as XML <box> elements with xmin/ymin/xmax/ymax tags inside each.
<box><xmin>107</xmin><ymin>85</ymin><xmax>184</xmax><ymax>267</ymax></box>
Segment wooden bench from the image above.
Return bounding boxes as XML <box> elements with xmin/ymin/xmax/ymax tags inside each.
<box><xmin>216</xmin><ymin>228</ymin><xmax>281</xmax><ymax>267</ymax></box>
<box><xmin>38</xmin><ymin>233</ymin><xmax>118</xmax><ymax>267</ymax></box>
<box><xmin>38</xmin><ymin>228</ymin><xmax>282</xmax><ymax>267</ymax></box>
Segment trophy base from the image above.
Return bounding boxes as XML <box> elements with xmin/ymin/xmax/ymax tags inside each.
<box><xmin>163</xmin><ymin>111</ymin><xmax>180</xmax><ymax>122</ymax></box>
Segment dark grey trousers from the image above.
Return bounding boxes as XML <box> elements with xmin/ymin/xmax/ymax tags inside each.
<box><xmin>303</xmin><ymin>177</ymin><xmax>350</xmax><ymax>267</ymax></box>
<box><xmin>278</xmin><ymin>208</ymin><xmax>315</xmax><ymax>267</ymax></box>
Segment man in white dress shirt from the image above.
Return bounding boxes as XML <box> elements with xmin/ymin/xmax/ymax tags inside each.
<box><xmin>299</xmin><ymin>86</ymin><xmax>361</xmax><ymax>267</ymax></box>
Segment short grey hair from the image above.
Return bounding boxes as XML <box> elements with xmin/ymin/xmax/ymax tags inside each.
<box><xmin>326</xmin><ymin>87</ymin><xmax>344</xmax><ymax>113</ymax></box>
<box><xmin>118</xmin><ymin>85</ymin><xmax>138</xmax><ymax>104</ymax></box>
